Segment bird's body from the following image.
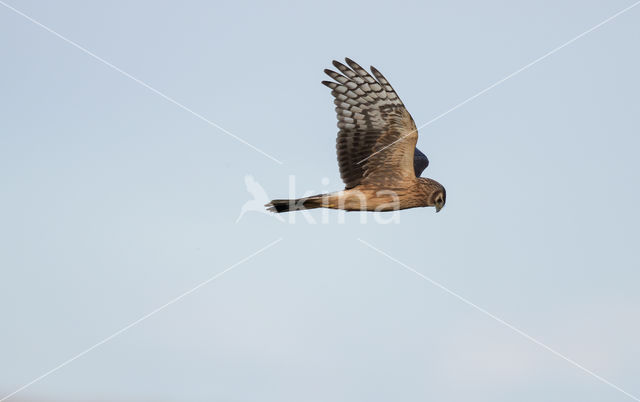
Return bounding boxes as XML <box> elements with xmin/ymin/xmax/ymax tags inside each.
<box><xmin>269</xmin><ymin>178</ymin><xmax>444</xmax><ymax>212</ymax></box>
<box><xmin>266</xmin><ymin>58</ymin><xmax>446</xmax><ymax>214</ymax></box>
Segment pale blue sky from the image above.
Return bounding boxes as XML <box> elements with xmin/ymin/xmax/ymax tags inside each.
<box><xmin>1</xmin><ymin>1</ymin><xmax>639</xmax><ymax>401</ymax></box>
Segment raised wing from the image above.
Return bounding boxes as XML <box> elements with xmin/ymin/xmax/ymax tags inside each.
<box><xmin>322</xmin><ymin>58</ymin><xmax>419</xmax><ymax>189</ymax></box>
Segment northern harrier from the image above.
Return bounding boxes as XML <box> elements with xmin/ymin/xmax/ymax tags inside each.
<box><xmin>266</xmin><ymin>58</ymin><xmax>446</xmax><ymax>213</ymax></box>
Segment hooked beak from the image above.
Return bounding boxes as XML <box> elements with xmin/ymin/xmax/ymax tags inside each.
<box><xmin>435</xmin><ymin>204</ymin><xmax>442</xmax><ymax>213</ymax></box>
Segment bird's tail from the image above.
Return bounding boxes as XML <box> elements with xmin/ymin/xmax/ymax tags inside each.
<box><xmin>265</xmin><ymin>194</ymin><xmax>327</xmax><ymax>213</ymax></box>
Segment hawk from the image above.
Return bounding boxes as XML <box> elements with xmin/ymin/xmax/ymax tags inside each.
<box><xmin>266</xmin><ymin>58</ymin><xmax>446</xmax><ymax>213</ymax></box>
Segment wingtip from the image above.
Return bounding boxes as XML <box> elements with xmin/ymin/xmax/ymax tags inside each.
<box><xmin>344</xmin><ymin>57</ymin><xmax>364</xmax><ymax>71</ymax></box>
<box><xmin>324</xmin><ymin>68</ymin><xmax>339</xmax><ymax>79</ymax></box>
<box><xmin>321</xmin><ymin>80</ymin><xmax>336</xmax><ymax>88</ymax></box>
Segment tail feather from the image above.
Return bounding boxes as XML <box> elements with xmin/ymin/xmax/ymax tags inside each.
<box><xmin>265</xmin><ymin>195</ymin><xmax>325</xmax><ymax>213</ymax></box>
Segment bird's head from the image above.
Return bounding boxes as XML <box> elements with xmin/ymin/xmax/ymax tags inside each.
<box><xmin>434</xmin><ymin>187</ymin><xmax>446</xmax><ymax>213</ymax></box>
<box><xmin>418</xmin><ymin>178</ymin><xmax>446</xmax><ymax>212</ymax></box>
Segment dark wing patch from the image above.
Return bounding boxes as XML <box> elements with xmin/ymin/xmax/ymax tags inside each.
<box><xmin>413</xmin><ymin>147</ymin><xmax>429</xmax><ymax>177</ymax></box>
<box><xmin>322</xmin><ymin>58</ymin><xmax>419</xmax><ymax>189</ymax></box>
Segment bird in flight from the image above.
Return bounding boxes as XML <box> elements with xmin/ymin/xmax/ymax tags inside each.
<box><xmin>266</xmin><ymin>58</ymin><xmax>446</xmax><ymax>213</ymax></box>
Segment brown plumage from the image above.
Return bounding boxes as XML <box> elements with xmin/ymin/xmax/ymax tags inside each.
<box><xmin>266</xmin><ymin>58</ymin><xmax>446</xmax><ymax>213</ymax></box>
